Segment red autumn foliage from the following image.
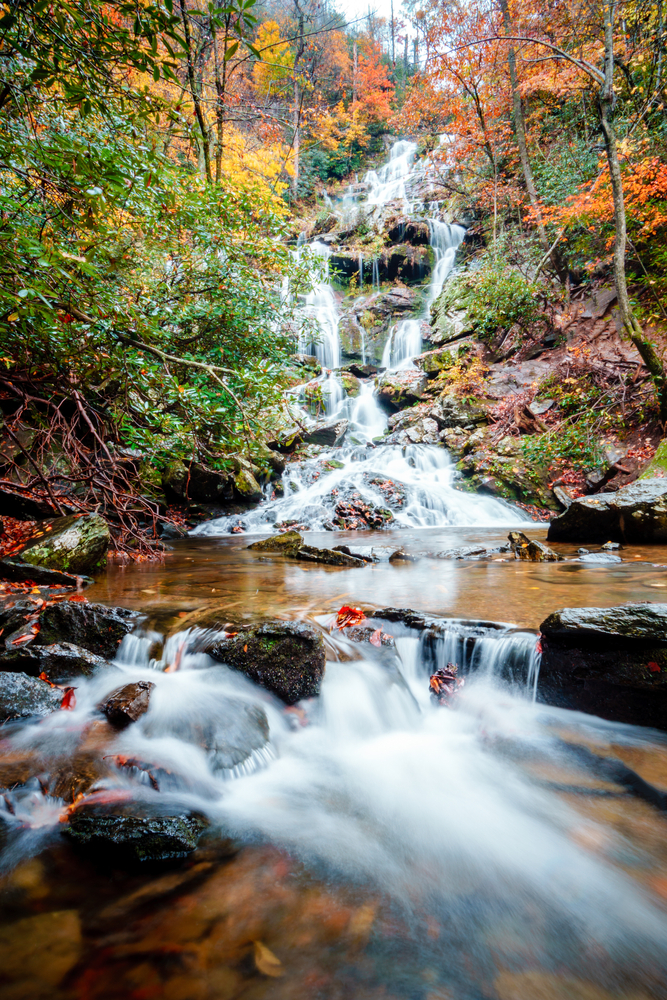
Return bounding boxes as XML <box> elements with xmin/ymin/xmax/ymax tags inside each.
<box><xmin>335</xmin><ymin>606</ymin><xmax>366</xmax><ymax>629</ymax></box>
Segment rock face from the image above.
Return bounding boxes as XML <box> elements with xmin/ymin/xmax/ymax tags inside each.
<box><xmin>538</xmin><ymin>603</ymin><xmax>667</xmax><ymax>729</ymax></box>
<box><xmin>66</xmin><ymin>797</ymin><xmax>208</xmax><ymax>862</ymax></box>
<box><xmin>0</xmin><ymin>672</ymin><xmax>63</xmax><ymax>722</ymax></box>
<box><xmin>547</xmin><ymin>479</ymin><xmax>667</xmax><ymax>543</ymax></box>
<box><xmin>18</xmin><ymin>514</ymin><xmax>110</xmax><ymax>575</ymax></box>
<box><xmin>208</xmin><ymin>620</ymin><xmax>326</xmax><ymax>704</ymax></box>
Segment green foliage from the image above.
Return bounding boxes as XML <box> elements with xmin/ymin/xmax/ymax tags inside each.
<box><xmin>521</xmin><ymin>418</ymin><xmax>604</xmax><ymax>472</ymax></box>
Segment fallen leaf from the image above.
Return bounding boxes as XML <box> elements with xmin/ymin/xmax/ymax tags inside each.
<box><xmin>369</xmin><ymin>628</ymin><xmax>383</xmax><ymax>647</ymax></box>
<box><xmin>335</xmin><ymin>605</ymin><xmax>366</xmax><ymax>629</ymax></box>
<box><xmin>60</xmin><ymin>688</ymin><xmax>77</xmax><ymax>710</ymax></box>
<box><xmin>243</xmin><ymin>644</ymin><xmax>248</xmax><ymax>652</ymax></box>
<box><xmin>253</xmin><ymin>940</ymin><xmax>284</xmax><ymax>977</ymax></box>
<box><xmin>39</xmin><ymin>672</ymin><xmax>56</xmax><ymax>688</ymax></box>
<box><xmin>647</xmin><ymin>661</ymin><xmax>661</xmax><ymax>673</ymax></box>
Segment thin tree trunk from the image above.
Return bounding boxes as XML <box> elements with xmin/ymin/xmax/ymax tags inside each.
<box><xmin>180</xmin><ymin>0</ymin><xmax>212</xmax><ymax>185</ymax></box>
<box><xmin>499</xmin><ymin>0</ymin><xmax>567</xmax><ymax>281</ymax></box>
<box><xmin>598</xmin><ymin>1</ymin><xmax>667</xmax><ymax>419</ymax></box>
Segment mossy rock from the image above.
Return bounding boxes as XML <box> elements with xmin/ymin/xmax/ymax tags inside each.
<box><xmin>340</xmin><ymin>371</ymin><xmax>361</xmax><ymax>397</ymax></box>
<box><xmin>640</xmin><ymin>439</ymin><xmax>667</xmax><ymax>479</ymax></box>
<box><xmin>18</xmin><ymin>514</ymin><xmax>110</xmax><ymax>575</ymax></box>
<box><xmin>247</xmin><ymin>530</ymin><xmax>303</xmax><ymax>555</ymax></box>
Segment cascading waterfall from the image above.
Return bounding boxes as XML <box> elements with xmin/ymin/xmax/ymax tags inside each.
<box><xmin>195</xmin><ymin>141</ymin><xmax>528</xmax><ymax>536</ymax></box>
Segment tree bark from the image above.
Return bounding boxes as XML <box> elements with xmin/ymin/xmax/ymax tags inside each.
<box><xmin>598</xmin><ymin>1</ymin><xmax>667</xmax><ymax>420</ymax></box>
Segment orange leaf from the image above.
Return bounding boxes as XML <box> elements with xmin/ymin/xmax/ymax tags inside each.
<box><xmin>369</xmin><ymin>628</ymin><xmax>382</xmax><ymax>647</ymax></box>
<box><xmin>335</xmin><ymin>605</ymin><xmax>366</xmax><ymax>629</ymax></box>
<box><xmin>60</xmin><ymin>687</ymin><xmax>77</xmax><ymax>710</ymax></box>
<box><xmin>243</xmin><ymin>644</ymin><xmax>248</xmax><ymax>652</ymax></box>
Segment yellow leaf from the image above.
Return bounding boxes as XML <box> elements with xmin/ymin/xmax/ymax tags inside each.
<box><xmin>7</xmin><ymin>314</ymin><xmax>18</xmax><ymax>322</ymax></box>
<box><xmin>253</xmin><ymin>940</ymin><xmax>284</xmax><ymax>977</ymax></box>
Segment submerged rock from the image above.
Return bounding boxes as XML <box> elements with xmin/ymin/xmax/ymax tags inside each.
<box><xmin>247</xmin><ymin>531</ymin><xmax>304</xmax><ymax>555</ymax></box>
<box><xmin>101</xmin><ymin>681</ymin><xmax>155</xmax><ymax>727</ymax></box>
<box><xmin>538</xmin><ymin>603</ymin><xmax>667</xmax><ymax>729</ymax></box>
<box><xmin>17</xmin><ymin>513</ymin><xmax>110</xmax><ymax>575</ymax></box>
<box><xmin>208</xmin><ymin>620</ymin><xmax>326</xmax><ymax>704</ymax></box>
<box><xmin>0</xmin><ymin>671</ymin><xmax>63</xmax><ymax>722</ymax></box>
<box><xmin>508</xmin><ymin>531</ymin><xmax>562</xmax><ymax>562</ymax></box>
<box><xmin>297</xmin><ymin>545</ymin><xmax>366</xmax><ymax>567</ymax></box>
<box><xmin>547</xmin><ymin>478</ymin><xmax>667</xmax><ymax>543</ymax></box>
<box><xmin>65</xmin><ymin>796</ymin><xmax>208</xmax><ymax>862</ymax></box>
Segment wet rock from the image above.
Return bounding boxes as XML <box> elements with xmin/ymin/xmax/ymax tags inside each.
<box><xmin>508</xmin><ymin>531</ymin><xmax>562</xmax><ymax>562</ymax></box>
<box><xmin>0</xmin><ymin>557</ymin><xmax>88</xmax><ymax>587</ymax></box>
<box><xmin>36</xmin><ymin>601</ymin><xmax>142</xmax><ymax>658</ymax></box>
<box><xmin>375</xmin><ymin>369</ymin><xmax>429</xmax><ymax>411</ymax></box>
<box><xmin>435</xmin><ymin>544</ymin><xmax>510</xmax><ymax>560</ymax></box>
<box><xmin>538</xmin><ymin>603</ymin><xmax>667</xmax><ymax>729</ymax></box>
<box><xmin>101</xmin><ymin>680</ymin><xmax>155</xmax><ymax>727</ymax></box>
<box><xmin>339</xmin><ymin>371</ymin><xmax>361</xmax><ymax>397</ymax></box>
<box><xmin>345</xmin><ymin>625</ymin><xmax>396</xmax><ymax>646</ymax></box>
<box><xmin>162</xmin><ymin>460</ymin><xmax>234</xmax><ymax>503</ymax></box>
<box><xmin>18</xmin><ymin>513</ymin><xmax>110</xmax><ymax>575</ymax></box>
<box><xmin>547</xmin><ymin>478</ymin><xmax>667</xmax><ymax>544</ymax></box>
<box><xmin>303</xmin><ymin>419</ymin><xmax>349</xmax><ymax>447</ymax></box>
<box><xmin>247</xmin><ymin>530</ymin><xmax>304</xmax><ymax>556</ymax></box>
<box><xmin>66</xmin><ymin>796</ymin><xmax>208</xmax><ymax>862</ymax></box>
<box><xmin>552</xmin><ymin>485</ymin><xmax>574</xmax><ymax>510</ymax></box>
<box><xmin>363</xmin><ymin>475</ymin><xmax>407</xmax><ymax>510</ymax></box>
<box><xmin>333</xmin><ymin>544</ymin><xmax>412</xmax><ymax>563</ymax></box>
<box><xmin>331</xmin><ymin>496</ymin><xmax>394</xmax><ymax>529</ymax></box>
<box><xmin>414</xmin><ymin>346</ymin><xmax>457</xmax><ymax>377</ymax></box>
<box><xmin>578</xmin><ymin>552</ymin><xmax>622</xmax><ymax>564</ymax></box>
<box><xmin>0</xmin><ymin>641</ymin><xmax>110</xmax><ymax>683</ymax></box>
<box><xmin>297</xmin><ymin>544</ymin><xmax>366</xmax><ymax>567</ymax></box>
<box><xmin>343</xmin><ymin>362</ymin><xmax>380</xmax><ymax>378</ymax></box>
<box><xmin>208</xmin><ymin>620</ymin><xmax>326</xmax><ymax>704</ymax></box>
<box><xmin>232</xmin><ymin>458</ymin><xmax>263</xmax><ymax>500</ymax></box>
<box><xmin>383</xmin><ymin>244</ymin><xmax>434</xmax><ymax>284</ymax></box>
<box><xmin>0</xmin><ymin>671</ymin><xmax>63</xmax><ymax>721</ymax></box>
<box><xmin>385</xmin><ymin>217</ymin><xmax>430</xmax><ymax>245</ymax></box>
<box><xmin>378</xmin><ymin>288</ymin><xmax>419</xmax><ymax>312</ymax></box>
<box><xmin>0</xmin><ymin>487</ymin><xmax>58</xmax><ymax>520</ymax></box>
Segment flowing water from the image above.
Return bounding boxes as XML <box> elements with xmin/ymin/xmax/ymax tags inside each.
<box><xmin>1</xmin><ymin>143</ymin><xmax>667</xmax><ymax>1000</ymax></box>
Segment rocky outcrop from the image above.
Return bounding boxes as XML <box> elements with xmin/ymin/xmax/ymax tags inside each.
<box><xmin>296</xmin><ymin>545</ymin><xmax>366</xmax><ymax>566</ymax></box>
<box><xmin>375</xmin><ymin>369</ymin><xmax>429</xmax><ymax>411</ymax></box>
<box><xmin>66</xmin><ymin>796</ymin><xmax>208</xmax><ymax>862</ymax></box>
<box><xmin>0</xmin><ymin>672</ymin><xmax>63</xmax><ymax>722</ymax></box>
<box><xmin>0</xmin><ymin>557</ymin><xmax>86</xmax><ymax>588</ymax></box>
<box><xmin>547</xmin><ymin>478</ymin><xmax>667</xmax><ymax>543</ymax></box>
<box><xmin>247</xmin><ymin>530</ymin><xmax>304</xmax><ymax>555</ymax></box>
<box><xmin>413</xmin><ymin>346</ymin><xmax>458</xmax><ymax>376</ymax></box>
<box><xmin>36</xmin><ymin>601</ymin><xmax>141</xmax><ymax>658</ymax></box>
<box><xmin>538</xmin><ymin>603</ymin><xmax>667</xmax><ymax>729</ymax></box>
<box><xmin>382</xmin><ymin>244</ymin><xmax>434</xmax><ymax>284</ymax></box>
<box><xmin>207</xmin><ymin>619</ymin><xmax>326</xmax><ymax>704</ymax></box>
<box><xmin>17</xmin><ymin>514</ymin><xmax>110</xmax><ymax>575</ymax></box>
<box><xmin>303</xmin><ymin>419</ymin><xmax>349</xmax><ymax>447</ymax></box>
<box><xmin>385</xmin><ymin>218</ymin><xmax>430</xmax><ymax>245</ymax></box>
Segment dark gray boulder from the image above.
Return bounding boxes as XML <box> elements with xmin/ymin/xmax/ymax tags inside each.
<box><xmin>296</xmin><ymin>545</ymin><xmax>365</xmax><ymax>567</ymax></box>
<box><xmin>0</xmin><ymin>558</ymin><xmax>89</xmax><ymax>587</ymax></box>
<box><xmin>0</xmin><ymin>642</ymin><xmax>110</xmax><ymax>683</ymax></box>
<box><xmin>17</xmin><ymin>513</ymin><xmax>110</xmax><ymax>574</ymax></box>
<box><xmin>36</xmin><ymin>602</ymin><xmax>141</xmax><ymax>658</ymax></box>
<box><xmin>208</xmin><ymin>620</ymin><xmax>326</xmax><ymax>704</ymax></box>
<box><xmin>508</xmin><ymin>531</ymin><xmax>562</xmax><ymax>562</ymax></box>
<box><xmin>0</xmin><ymin>672</ymin><xmax>63</xmax><ymax>722</ymax></box>
<box><xmin>538</xmin><ymin>603</ymin><xmax>667</xmax><ymax>729</ymax></box>
<box><xmin>547</xmin><ymin>478</ymin><xmax>667</xmax><ymax>543</ymax></box>
<box><xmin>65</xmin><ymin>797</ymin><xmax>208</xmax><ymax>862</ymax></box>
<box><xmin>303</xmin><ymin>419</ymin><xmax>348</xmax><ymax>447</ymax></box>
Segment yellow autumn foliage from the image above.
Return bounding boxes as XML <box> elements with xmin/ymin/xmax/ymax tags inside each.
<box><xmin>219</xmin><ymin>126</ymin><xmax>292</xmax><ymax>215</ymax></box>
<box><xmin>253</xmin><ymin>20</ymin><xmax>293</xmax><ymax>96</ymax></box>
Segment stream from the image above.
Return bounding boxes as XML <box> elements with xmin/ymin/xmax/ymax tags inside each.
<box><xmin>1</xmin><ymin>142</ymin><xmax>666</xmax><ymax>1000</ymax></box>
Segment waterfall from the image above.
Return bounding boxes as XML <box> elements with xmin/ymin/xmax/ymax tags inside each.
<box><xmin>299</xmin><ymin>241</ymin><xmax>341</xmax><ymax>369</ymax></box>
<box><xmin>382</xmin><ymin>318</ymin><xmax>422</xmax><ymax>370</ymax></box>
<box><xmin>427</xmin><ymin>220</ymin><xmax>466</xmax><ymax>306</ymax></box>
<box><xmin>364</xmin><ymin>140</ymin><xmax>418</xmax><ymax>208</ymax></box>
<box><xmin>358</xmin><ymin>252</ymin><xmax>363</xmax><ymax>287</ymax></box>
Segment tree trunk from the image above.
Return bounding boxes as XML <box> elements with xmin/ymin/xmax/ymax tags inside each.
<box><xmin>180</xmin><ymin>0</ymin><xmax>212</xmax><ymax>185</ymax></box>
<box><xmin>598</xmin><ymin>1</ymin><xmax>667</xmax><ymax>420</ymax></box>
<box><xmin>293</xmin><ymin>75</ymin><xmax>300</xmax><ymax>198</ymax></box>
<box><xmin>499</xmin><ymin>0</ymin><xmax>568</xmax><ymax>281</ymax></box>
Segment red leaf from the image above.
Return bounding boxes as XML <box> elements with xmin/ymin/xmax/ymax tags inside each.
<box><xmin>335</xmin><ymin>605</ymin><xmax>366</xmax><ymax>629</ymax></box>
<box><xmin>60</xmin><ymin>687</ymin><xmax>77</xmax><ymax>710</ymax></box>
<box><xmin>647</xmin><ymin>661</ymin><xmax>661</xmax><ymax>673</ymax></box>
<box><xmin>67</xmin><ymin>595</ymin><xmax>88</xmax><ymax>603</ymax></box>
<box><xmin>369</xmin><ymin>628</ymin><xmax>383</xmax><ymax>647</ymax></box>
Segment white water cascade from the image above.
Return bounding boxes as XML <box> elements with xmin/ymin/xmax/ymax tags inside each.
<box><xmin>194</xmin><ymin>141</ymin><xmax>527</xmax><ymax>536</ymax></box>
<box><xmin>4</xmin><ymin>624</ymin><xmax>667</xmax><ymax>987</ymax></box>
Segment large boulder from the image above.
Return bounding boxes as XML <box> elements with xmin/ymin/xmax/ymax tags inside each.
<box><xmin>208</xmin><ymin>620</ymin><xmax>326</xmax><ymax>705</ymax></box>
<box><xmin>65</xmin><ymin>796</ymin><xmax>208</xmax><ymax>862</ymax></box>
<box><xmin>538</xmin><ymin>603</ymin><xmax>667</xmax><ymax>729</ymax></box>
<box><xmin>303</xmin><ymin>419</ymin><xmax>348</xmax><ymax>447</ymax></box>
<box><xmin>17</xmin><ymin>514</ymin><xmax>109</xmax><ymax>575</ymax></box>
<box><xmin>36</xmin><ymin>601</ymin><xmax>141</xmax><ymax>658</ymax></box>
<box><xmin>547</xmin><ymin>479</ymin><xmax>667</xmax><ymax>543</ymax></box>
<box><xmin>0</xmin><ymin>642</ymin><xmax>110</xmax><ymax>683</ymax></box>
<box><xmin>382</xmin><ymin>244</ymin><xmax>434</xmax><ymax>284</ymax></box>
<box><xmin>375</xmin><ymin>370</ymin><xmax>429</xmax><ymax>411</ymax></box>
<box><xmin>0</xmin><ymin>671</ymin><xmax>63</xmax><ymax>722</ymax></box>
<box><xmin>247</xmin><ymin>530</ymin><xmax>304</xmax><ymax>555</ymax></box>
